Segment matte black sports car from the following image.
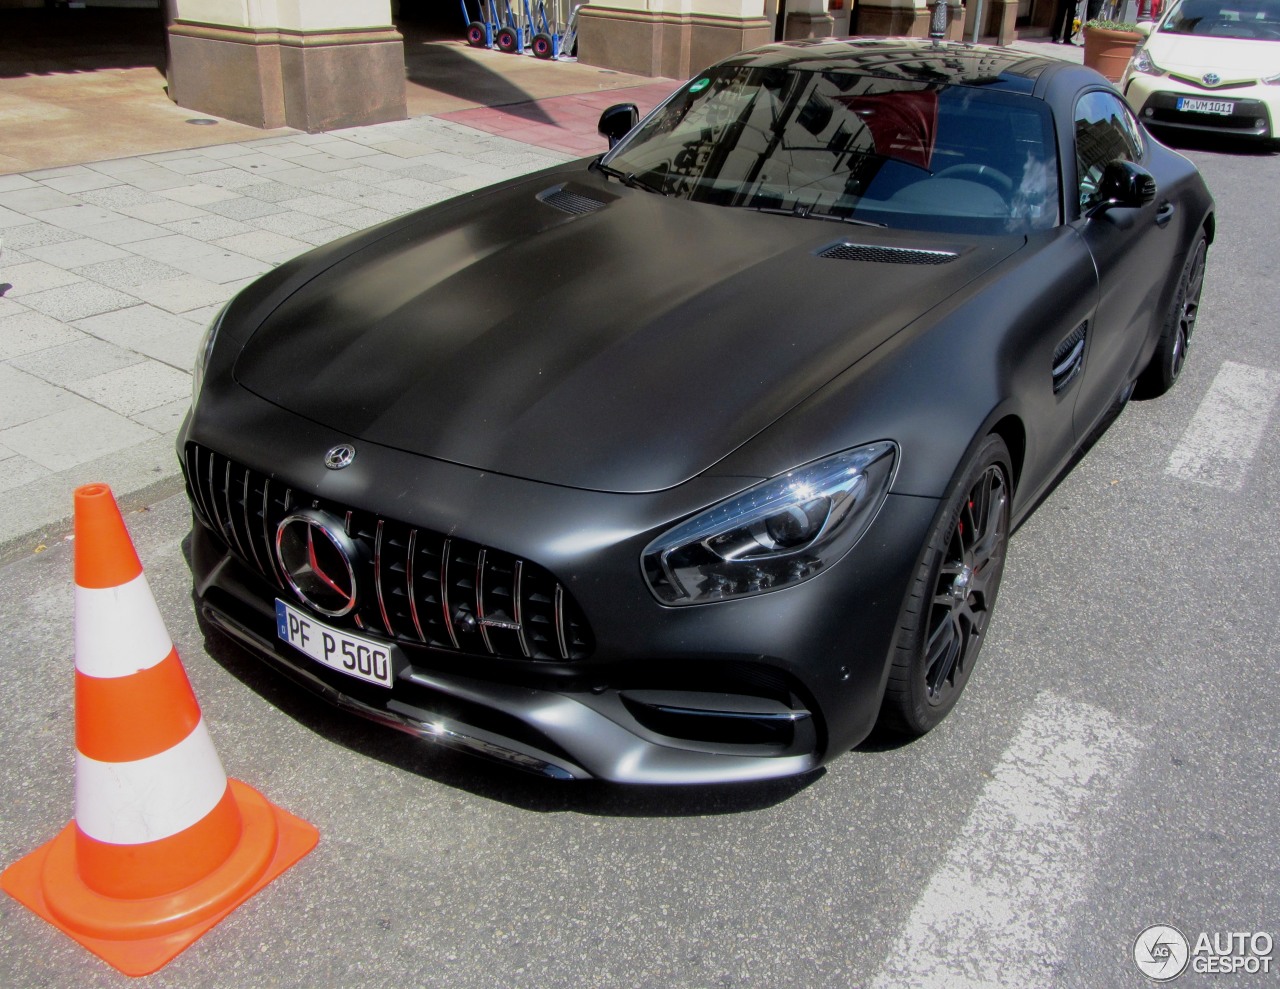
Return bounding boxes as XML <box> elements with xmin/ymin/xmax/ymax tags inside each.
<box><xmin>181</xmin><ymin>38</ymin><xmax>1214</xmax><ymax>784</ymax></box>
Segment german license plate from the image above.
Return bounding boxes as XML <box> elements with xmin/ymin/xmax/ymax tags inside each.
<box><xmin>276</xmin><ymin>599</ymin><xmax>394</xmax><ymax>688</ymax></box>
<box><xmin>1176</xmin><ymin>97</ymin><xmax>1233</xmax><ymax>115</ymax></box>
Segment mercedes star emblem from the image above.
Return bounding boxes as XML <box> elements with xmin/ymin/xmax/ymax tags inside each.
<box><xmin>324</xmin><ymin>443</ymin><xmax>356</xmax><ymax>470</ymax></box>
<box><xmin>275</xmin><ymin>510</ymin><xmax>359</xmax><ymax>617</ymax></box>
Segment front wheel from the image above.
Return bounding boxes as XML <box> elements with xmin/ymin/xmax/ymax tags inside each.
<box><xmin>877</xmin><ymin>434</ymin><xmax>1012</xmax><ymax>737</ymax></box>
<box><xmin>1135</xmin><ymin>231</ymin><xmax>1207</xmax><ymax>399</ymax></box>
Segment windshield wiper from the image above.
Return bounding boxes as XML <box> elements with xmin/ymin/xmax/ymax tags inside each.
<box><xmin>591</xmin><ymin>160</ymin><xmax>668</xmax><ymax>196</ymax></box>
<box><xmin>742</xmin><ymin>204</ymin><xmax>885</xmax><ymax>227</ymax></box>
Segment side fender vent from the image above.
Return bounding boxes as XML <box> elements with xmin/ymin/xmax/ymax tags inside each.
<box><xmin>1052</xmin><ymin>322</ymin><xmax>1088</xmax><ymax>394</ymax></box>
<box><xmin>538</xmin><ymin>186</ymin><xmax>609</xmax><ymax>215</ymax></box>
<box><xmin>818</xmin><ymin>243</ymin><xmax>958</xmax><ymax>265</ymax></box>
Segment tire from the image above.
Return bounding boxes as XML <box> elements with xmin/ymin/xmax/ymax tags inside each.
<box><xmin>465</xmin><ymin>21</ymin><xmax>488</xmax><ymax>47</ymax></box>
<box><xmin>496</xmin><ymin>27</ymin><xmax>520</xmax><ymax>53</ymax></box>
<box><xmin>1135</xmin><ymin>231</ymin><xmax>1207</xmax><ymax>399</ymax></box>
<box><xmin>532</xmin><ymin>32</ymin><xmax>554</xmax><ymax>58</ymax></box>
<box><xmin>877</xmin><ymin>434</ymin><xmax>1012</xmax><ymax>737</ymax></box>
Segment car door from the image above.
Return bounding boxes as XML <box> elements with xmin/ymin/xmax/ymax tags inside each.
<box><xmin>1071</xmin><ymin>90</ymin><xmax>1182</xmax><ymax>436</ymax></box>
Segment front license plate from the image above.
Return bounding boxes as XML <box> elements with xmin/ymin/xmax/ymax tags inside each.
<box><xmin>1176</xmin><ymin>97</ymin><xmax>1234</xmax><ymax>115</ymax></box>
<box><xmin>275</xmin><ymin>599</ymin><xmax>394</xmax><ymax>688</ymax></box>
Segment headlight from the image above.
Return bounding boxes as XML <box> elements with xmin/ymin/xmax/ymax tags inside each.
<box><xmin>642</xmin><ymin>442</ymin><xmax>898</xmax><ymax>605</ymax></box>
<box><xmin>1131</xmin><ymin>47</ymin><xmax>1164</xmax><ymax>76</ymax></box>
<box><xmin>191</xmin><ymin>299</ymin><xmax>231</xmax><ymax>407</ymax></box>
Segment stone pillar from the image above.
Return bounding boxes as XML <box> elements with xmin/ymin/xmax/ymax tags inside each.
<box><xmin>854</xmin><ymin>0</ymin><xmax>932</xmax><ymax>36</ymax></box>
<box><xmin>854</xmin><ymin>0</ymin><xmax>967</xmax><ymax>38</ymax></box>
<box><xmin>577</xmin><ymin>0</ymin><xmax>773</xmax><ymax>79</ymax></box>
<box><xmin>962</xmin><ymin>0</ymin><xmax>1017</xmax><ymax>41</ymax></box>
<box><xmin>167</xmin><ymin>0</ymin><xmax>407</xmax><ymax>133</ymax></box>
<box><xmin>988</xmin><ymin>0</ymin><xmax>1018</xmax><ymax>43</ymax></box>
<box><xmin>783</xmin><ymin>0</ymin><xmax>836</xmax><ymax>39</ymax></box>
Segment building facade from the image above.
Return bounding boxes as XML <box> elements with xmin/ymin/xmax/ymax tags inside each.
<box><xmin>3</xmin><ymin>0</ymin><xmax>1050</xmax><ymax>132</ymax></box>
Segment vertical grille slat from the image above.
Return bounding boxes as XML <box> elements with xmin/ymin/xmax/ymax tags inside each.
<box><xmin>260</xmin><ymin>478</ymin><xmax>285</xmax><ymax>589</ymax></box>
<box><xmin>183</xmin><ymin>443</ymin><xmax>594</xmax><ymax>662</ymax></box>
<box><xmin>439</xmin><ymin>538</ymin><xmax>460</xmax><ymax>649</ymax></box>
<box><xmin>226</xmin><ymin>466</ymin><xmax>259</xmax><ymax>574</ymax></box>
<box><xmin>554</xmin><ymin>585</ymin><xmax>568</xmax><ymax>662</ymax></box>
<box><xmin>475</xmin><ymin>549</ymin><xmax>495</xmax><ymax>655</ymax></box>
<box><xmin>184</xmin><ymin>444</ymin><xmax>213</xmax><ymax>529</ymax></box>
<box><xmin>406</xmin><ymin>529</ymin><xmax>427</xmax><ymax>643</ymax></box>
<box><xmin>513</xmin><ymin>561</ymin><xmax>530</xmax><ymax>659</ymax></box>
<box><xmin>206</xmin><ymin>454</ymin><xmax>229</xmax><ymax>548</ymax></box>
<box><xmin>374</xmin><ymin>520</ymin><xmax>396</xmax><ymax>639</ymax></box>
<box><xmin>239</xmin><ymin>470</ymin><xmax>266</xmax><ymax>575</ymax></box>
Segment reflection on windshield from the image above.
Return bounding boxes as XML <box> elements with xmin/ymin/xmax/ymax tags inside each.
<box><xmin>1160</xmin><ymin>0</ymin><xmax>1280</xmax><ymax>40</ymax></box>
<box><xmin>602</xmin><ymin>66</ymin><xmax>1060</xmax><ymax>235</ymax></box>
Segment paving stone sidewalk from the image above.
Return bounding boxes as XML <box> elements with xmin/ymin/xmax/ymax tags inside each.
<box><xmin>0</xmin><ymin>117</ymin><xmax>572</xmax><ymax>563</ymax></box>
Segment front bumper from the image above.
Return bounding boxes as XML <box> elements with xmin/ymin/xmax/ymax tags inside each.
<box><xmin>1124</xmin><ymin>75</ymin><xmax>1276</xmax><ymax>141</ymax></box>
<box><xmin>181</xmin><ymin>403</ymin><xmax>934</xmax><ymax>783</ymax></box>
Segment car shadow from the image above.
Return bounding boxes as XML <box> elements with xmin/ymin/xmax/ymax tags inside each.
<box><xmin>184</xmin><ymin>536</ymin><xmax>820</xmax><ymax>816</ymax></box>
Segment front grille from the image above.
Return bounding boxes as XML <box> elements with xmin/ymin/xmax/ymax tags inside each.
<box><xmin>818</xmin><ymin>242</ymin><xmax>958</xmax><ymax>265</ymax></box>
<box><xmin>1167</xmin><ymin>73</ymin><xmax>1255</xmax><ymax>92</ymax></box>
<box><xmin>183</xmin><ymin>443</ymin><xmax>594</xmax><ymax>662</ymax></box>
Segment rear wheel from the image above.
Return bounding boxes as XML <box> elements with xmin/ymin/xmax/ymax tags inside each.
<box><xmin>877</xmin><ymin>435</ymin><xmax>1011</xmax><ymax>737</ymax></box>
<box><xmin>532</xmin><ymin>32</ymin><xmax>554</xmax><ymax>58</ymax></box>
<box><xmin>465</xmin><ymin>21</ymin><xmax>488</xmax><ymax>47</ymax></box>
<box><xmin>1136</xmin><ymin>232</ymin><xmax>1207</xmax><ymax>398</ymax></box>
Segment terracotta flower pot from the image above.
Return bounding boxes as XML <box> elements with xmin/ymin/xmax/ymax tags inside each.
<box><xmin>1083</xmin><ymin>26</ymin><xmax>1143</xmax><ymax>82</ymax></box>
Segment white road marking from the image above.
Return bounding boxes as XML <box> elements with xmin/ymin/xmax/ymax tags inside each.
<box><xmin>871</xmin><ymin>693</ymin><xmax>1141</xmax><ymax>989</ymax></box>
<box><xmin>1165</xmin><ymin>361</ymin><xmax>1280</xmax><ymax>491</ymax></box>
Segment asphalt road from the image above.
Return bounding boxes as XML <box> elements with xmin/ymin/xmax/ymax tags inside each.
<box><xmin>1</xmin><ymin>142</ymin><xmax>1277</xmax><ymax>989</ymax></box>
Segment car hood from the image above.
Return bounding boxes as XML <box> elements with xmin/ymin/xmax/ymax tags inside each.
<box><xmin>234</xmin><ymin>168</ymin><xmax>1023</xmax><ymax>493</ymax></box>
<box><xmin>1146</xmin><ymin>33</ymin><xmax>1280</xmax><ymax>76</ymax></box>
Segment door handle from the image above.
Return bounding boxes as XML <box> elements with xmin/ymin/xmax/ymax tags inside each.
<box><xmin>1155</xmin><ymin>201</ymin><xmax>1176</xmax><ymax>227</ymax></box>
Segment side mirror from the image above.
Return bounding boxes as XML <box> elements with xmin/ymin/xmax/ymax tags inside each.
<box><xmin>598</xmin><ymin>103</ymin><xmax>639</xmax><ymax>149</ymax></box>
<box><xmin>1086</xmin><ymin>159</ymin><xmax>1157</xmax><ymax>218</ymax></box>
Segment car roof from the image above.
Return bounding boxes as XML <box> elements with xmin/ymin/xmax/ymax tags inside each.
<box><xmin>723</xmin><ymin>37</ymin><xmax>1083</xmax><ymax>97</ymax></box>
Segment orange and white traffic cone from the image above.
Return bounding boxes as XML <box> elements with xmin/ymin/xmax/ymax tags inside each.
<box><xmin>1</xmin><ymin>483</ymin><xmax>319</xmax><ymax>977</ymax></box>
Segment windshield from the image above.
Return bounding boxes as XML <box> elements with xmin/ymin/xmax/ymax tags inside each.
<box><xmin>601</xmin><ymin>66</ymin><xmax>1060</xmax><ymax>235</ymax></box>
<box><xmin>1158</xmin><ymin>0</ymin><xmax>1280</xmax><ymax>39</ymax></box>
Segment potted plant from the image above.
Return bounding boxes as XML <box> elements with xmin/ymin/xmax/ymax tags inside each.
<box><xmin>1083</xmin><ymin>18</ymin><xmax>1144</xmax><ymax>81</ymax></box>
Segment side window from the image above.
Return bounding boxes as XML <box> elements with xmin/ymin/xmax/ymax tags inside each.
<box><xmin>1073</xmin><ymin>91</ymin><xmax>1145</xmax><ymax>214</ymax></box>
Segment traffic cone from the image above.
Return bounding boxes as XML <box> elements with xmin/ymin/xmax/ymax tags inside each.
<box><xmin>1</xmin><ymin>483</ymin><xmax>319</xmax><ymax>977</ymax></box>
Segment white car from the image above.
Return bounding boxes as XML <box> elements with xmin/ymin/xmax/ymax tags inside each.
<box><xmin>1122</xmin><ymin>0</ymin><xmax>1280</xmax><ymax>144</ymax></box>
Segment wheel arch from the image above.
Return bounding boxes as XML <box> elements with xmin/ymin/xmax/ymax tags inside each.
<box><xmin>988</xmin><ymin>414</ymin><xmax>1026</xmax><ymax>495</ymax></box>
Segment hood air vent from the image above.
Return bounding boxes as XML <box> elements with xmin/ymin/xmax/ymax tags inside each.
<box><xmin>818</xmin><ymin>243</ymin><xmax>958</xmax><ymax>265</ymax></box>
<box><xmin>538</xmin><ymin>185</ymin><xmax>609</xmax><ymax>216</ymax></box>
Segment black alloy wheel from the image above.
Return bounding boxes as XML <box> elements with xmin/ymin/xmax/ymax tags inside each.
<box><xmin>878</xmin><ymin>434</ymin><xmax>1011</xmax><ymax>737</ymax></box>
<box><xmin>1137</xmin><ymin>231</ymin><xmax>1207</xmax><ymax>398</ymax></box>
